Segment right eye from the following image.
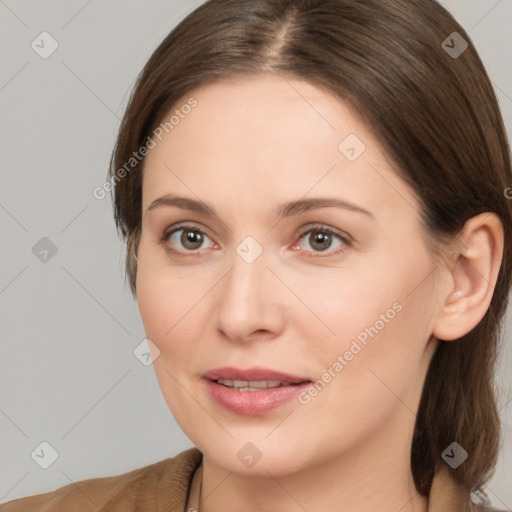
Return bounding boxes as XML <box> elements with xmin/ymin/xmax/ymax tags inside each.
<box><xmin>161</xmin><ymin>224</ymin><xmax>216</xmax><ymax>254</ymax></box>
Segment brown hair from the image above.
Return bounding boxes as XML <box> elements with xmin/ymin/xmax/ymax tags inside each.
<box><xmin>108</xmin><ymin>0</ymin><xmax>512</xmax><ymax>500</ymax></box>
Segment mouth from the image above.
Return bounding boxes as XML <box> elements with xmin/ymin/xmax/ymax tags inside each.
<box><xmin>214</xmin><ymin>379</ymin><xmax>304</xmax><ymax>391</ymax></box>
<box><xmin>202</xmin><ymin>367</ymin><xmax>312</xmax><ymax>416</ymax></box>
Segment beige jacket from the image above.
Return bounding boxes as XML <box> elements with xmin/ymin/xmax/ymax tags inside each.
<box><xmin>0</xmin><ymin>448</ymin><xmax>502</xmax><ymax>511</ymax></box>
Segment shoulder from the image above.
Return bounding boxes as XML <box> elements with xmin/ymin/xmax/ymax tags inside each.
<box><xmin>429</xmin><ymin>468</ymin><xmax>508</xmax><ymax>512</ymax></box>
<box><xmin>0</xmin><ymin>448</ymin><xmax>202</xmax><ymax>512</ymax></box>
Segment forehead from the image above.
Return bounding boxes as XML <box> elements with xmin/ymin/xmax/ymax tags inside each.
<box><xmin>145</xmin><ymin>73</ymin><xmax>370</xmax><ymax>163</ymax></box>
<box><xmin>140</xmin><ymin>74</ymin><xmax>421</xmax><ymax>224</ymax></box>
<box><xmin>177</xmin><ymin>74</ymin><xmax>366</xmax><ymax>141</ymax></box>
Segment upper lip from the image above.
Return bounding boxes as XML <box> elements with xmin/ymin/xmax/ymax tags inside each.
<box><xmin>203</xmin><ymin>367</ymin><xmax>311</xmax><ymax>384</ymax></box>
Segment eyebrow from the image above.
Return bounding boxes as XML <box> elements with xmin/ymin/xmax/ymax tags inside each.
<box><xmin>146</xmin><ymin>193</ymin><xmax>374</xmax><ymax>219</ymax></box>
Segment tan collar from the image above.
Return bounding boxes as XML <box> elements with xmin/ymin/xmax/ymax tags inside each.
<box><xmin>157</xmin><ymin>447</ymin><xmax>203</xmax><ymax>511</ymax></box>
<box><xmin>428</xmin><ymin>466</ymin><xmax>472</xmax><ymax>512</ymax></box>
<box><xmin>160</xmin><ymin>448</ymin><xmax>474</xmax><ymax>512</ymax></box>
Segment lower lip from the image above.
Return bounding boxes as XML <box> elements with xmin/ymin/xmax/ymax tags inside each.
<box><xmin>204</xmin><ymin>379</ymin><xmax>310</xmax><ymax>416</ymax></box>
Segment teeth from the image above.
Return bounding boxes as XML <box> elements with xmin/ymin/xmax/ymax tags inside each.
<box><xmin>217</xmin><ymin>379</ymin><xmax>293</xmax><ymax>391</ymax></box>
<box><xmin>249</xmin><ymin>380</ymin><xmax>279</xmax><ymax>388</ymax></box>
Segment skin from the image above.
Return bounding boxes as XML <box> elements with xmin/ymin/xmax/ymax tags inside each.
<box><xmin>135</xmin><ymin>74</ymin><xmax>503</xmax><ymax>512</ymax></box>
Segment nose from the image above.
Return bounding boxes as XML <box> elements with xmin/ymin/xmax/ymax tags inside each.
<box><xmin>214</xmin><ymin>243</ymin><xmax>286</xmax><ymax>344</ymax></box>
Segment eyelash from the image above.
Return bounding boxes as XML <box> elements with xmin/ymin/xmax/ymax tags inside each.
<box><xmin>159</xmin><ymin>223</ymin><xmax>352</xmax><ymax>258</ymax></box>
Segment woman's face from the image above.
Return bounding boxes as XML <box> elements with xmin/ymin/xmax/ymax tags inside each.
<box><xmin>136</xmin><ymin>74</ymin><xmax>444</xmax><ymax>476</ymax></box>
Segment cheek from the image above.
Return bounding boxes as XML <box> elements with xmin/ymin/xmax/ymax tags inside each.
<box><xmin>136</xmin><ymin>267</ymin><xmax>203</xmax><ymax>420</ymax></box>
<box><xmin>136</xmin><ymin>239</ymin><xmax>194</xmax><ymax>333</ymax></box>
<box><xmin>135</xmin><ymin>258</ymin><xmax>217</xmax><ymax>380</ymax></box>
<box><xmin>287</xmin><ymin>264</ymin><xmax>400</xmax><ymax>358</ymax></box>
<box><xmin>136</xmin><ymin>272</ymin><xmax>168</xmax><ymax>342</ymax></box>
<box><xmin>136</xmin><ymin>262</ymin><xmax>189</xmax><ymax>354</ymax></box>
<box><xmin>324</xmin><ymin>304</ymin><xmax>434</xmax><ymax>436</ymax></box>
<box><xmin>297</xmin><ymin>251</ymin><xmax>436</xmax><ymax>397</ymax></box>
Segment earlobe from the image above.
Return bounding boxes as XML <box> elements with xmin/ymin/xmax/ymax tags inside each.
<box><xmin>432</xmin><ymin>213</ymin><xmax>504</xmax><ymax>341</ymax></box>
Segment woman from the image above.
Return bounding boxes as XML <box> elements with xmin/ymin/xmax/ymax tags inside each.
<box><xmin>1</xmin><ymin>0</ymin><xmax>511</xmax><ymax>510</ymax></box>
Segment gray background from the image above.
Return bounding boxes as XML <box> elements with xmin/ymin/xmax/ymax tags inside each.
<box><xmin>1</xmin><ymin>0</ymin><xmax>511</xmax><ymax>507</ymax></box>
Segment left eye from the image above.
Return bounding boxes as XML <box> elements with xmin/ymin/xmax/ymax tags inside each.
<box><xmin>294</xmin><ymin>226</ymin><xmax>349</xmax><ymax>256</ymax></box>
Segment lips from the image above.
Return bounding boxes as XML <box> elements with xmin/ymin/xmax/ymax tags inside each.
<box><xmin>203</xmin><ymin>367</ymin><xmax>312</xmax><ymax>416</ymax></box>
<box><xmin>204</xmin><ymin>367</ymin><xmax>309</xmax><ymax>382</ymax></box>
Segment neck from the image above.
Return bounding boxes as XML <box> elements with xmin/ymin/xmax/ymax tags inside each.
<box><xmin>191</xmin><ymin>412</ymin><xmax>428</xmax><ymax>512</ymax></box>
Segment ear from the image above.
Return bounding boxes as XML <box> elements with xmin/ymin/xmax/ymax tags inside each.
<box><xmin>432</xmin><ymin>212</ymin><xmax>504</xmax><ymax>341</ymax></box>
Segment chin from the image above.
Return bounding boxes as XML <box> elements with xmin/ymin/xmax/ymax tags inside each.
<box><xmin>189</xmin><ymin>430</ymin><xmax>331</xmax><ymax>478</ymax></box>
